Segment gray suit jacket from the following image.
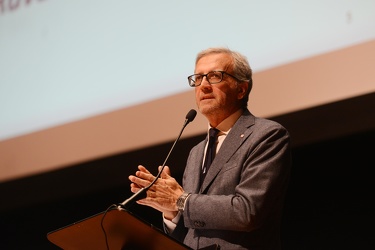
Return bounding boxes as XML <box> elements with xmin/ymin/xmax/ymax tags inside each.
<box><xmin>171</xmin><ymin>109</ymin><xmax>292</xmax><ymax>250</ymax></box>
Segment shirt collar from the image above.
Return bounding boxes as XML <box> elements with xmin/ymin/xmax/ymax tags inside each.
<box><xmin>208</xmin><ymin>108</ymin><xmax>243</xmax><ymax>135</ymax></box>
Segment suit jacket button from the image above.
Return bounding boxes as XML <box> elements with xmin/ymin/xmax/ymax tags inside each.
<box><xmin>194</xmin><ymin>221</ymin><xmax>205</xmax><ymax>227</ymax></box>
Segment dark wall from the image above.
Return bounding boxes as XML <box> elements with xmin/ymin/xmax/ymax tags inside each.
<box><xmin>1</xmin><ymin>93</ymin><xmax>374</xmax><ymax>250</ymax></box>
<box><xmin>282</xmin><ymin>131</ymin><xmax>374</xmax><ymax>249</ymax></box>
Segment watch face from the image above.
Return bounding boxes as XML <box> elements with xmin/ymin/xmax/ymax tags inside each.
<box><xmin>177</xmin><ymin>197</ymin><xmax>184</xmax><ymax>211</ymax></box>
<box><xmin>177</xmin><ymin>193</ymin><xmax>190</xmax><ymax>212</ymax></box>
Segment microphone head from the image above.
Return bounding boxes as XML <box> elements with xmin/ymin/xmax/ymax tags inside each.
<box><xmin>186</xmin><ymin>109</ymin><xmax>197</xmax><ymax>123</ymax></box>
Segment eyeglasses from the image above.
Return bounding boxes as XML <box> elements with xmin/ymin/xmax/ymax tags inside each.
<box><xmin>187</xmin><ymin>71</ymin><xmax>240</xmax><ymax>87</ymax></box>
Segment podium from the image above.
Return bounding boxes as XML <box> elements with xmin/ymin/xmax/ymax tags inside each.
<box><xmin>47</xmin><ymin>207</ymin><xmax>219</xmax><ymax>250</ymax></box>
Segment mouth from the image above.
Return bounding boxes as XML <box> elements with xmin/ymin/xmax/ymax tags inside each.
<box><xmin>201</xmin><ymin>95</ymin><xmax>214</xmax><ymax>101</ymax></box>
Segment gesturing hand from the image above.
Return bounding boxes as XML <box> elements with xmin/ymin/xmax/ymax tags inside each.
<box><xmin>128</xmin><ymin>165</ymin><xmax>184</xmax><ymax>220</ymax></box>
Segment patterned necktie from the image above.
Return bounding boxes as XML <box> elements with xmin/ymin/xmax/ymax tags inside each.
<box><xmin>201</xmin><ymin>128</ymin><xmax>219</xmax><ymax>184</ymax></box>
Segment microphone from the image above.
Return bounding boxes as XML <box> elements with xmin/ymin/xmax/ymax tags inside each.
<box><xmin>118</xmin><ymin>109</ymin><xmax>197</xmax><ymax>209</ymax></box>
<box><xmin>185</xmin><ymin>108</ymin><xmax>197</xmax><ymax>123</ymax></box>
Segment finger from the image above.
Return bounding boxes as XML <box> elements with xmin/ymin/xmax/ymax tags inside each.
<box><xmin>138</xmin><ymin>165</ymin><xmax>152</xmax><ymax>174</ymax></box>
<box><xmin>129</xmin><ymin>175</ymin><xmax>143</xmax><ymax>185</ymax></box>
<box><xmin>128</xmin><ymin>175</ymin><xmax>136</xmax><ymax>182</ymax></box>
<box><xmin>130</xmin><ymin>183</ymin><xmax>142</xmax><ymax>189</ymax></box>
<box><xmin>136</xmin><ymin>170</ymin><xmax>156</xmax><ymax>182</ymax></box>
<box><xmin>129</xmin><ymin>174</ymin><xmax>152</xmax><ymax>188</ymax></box>
<box><xmin>130</xmin><ymin>184</ymin><xmax>141</xmax><ymax>193</ymax></box>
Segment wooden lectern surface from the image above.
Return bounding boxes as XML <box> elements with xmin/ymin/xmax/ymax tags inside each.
<box><xmin>47</xmin><ymin>208</ymin><xmax>192</xmax><ymax>250</ymax></box>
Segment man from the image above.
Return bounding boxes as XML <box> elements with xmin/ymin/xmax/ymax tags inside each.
<box><xmin>129</xmin><ymin>47</ymin><xmax>292</xmax><ymax>249</ymax></box>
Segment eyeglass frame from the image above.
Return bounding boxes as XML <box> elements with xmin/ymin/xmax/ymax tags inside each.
<box><xmin>187</xmin><ymin>70</ymin><xmax>243</xmax><ymax>87</ymax></box>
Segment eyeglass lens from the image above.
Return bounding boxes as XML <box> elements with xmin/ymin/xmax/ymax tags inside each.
<box><xmin>191</xmin><ymin>71</ymin><xmax>223</xmax><ymax>86</ymax></box>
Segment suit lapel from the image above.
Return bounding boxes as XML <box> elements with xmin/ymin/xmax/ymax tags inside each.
<box><xmin>200</xmin><ymin>111</ymin><xmax>255</xmax><ymax>193</ymax></box>
<box><xmin>187</xmin><ymin>141</ymin><xmax>206</xmax><ymax>193</ymax></box>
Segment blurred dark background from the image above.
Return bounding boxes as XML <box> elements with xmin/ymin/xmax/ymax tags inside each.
<box><xmin>1</xmin><ymin>92</ymin><xmax>374</xmax><ymax>249</ymax></box>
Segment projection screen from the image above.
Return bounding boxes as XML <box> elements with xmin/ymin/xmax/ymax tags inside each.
<box><xmin>1</xmin><ymin>0</ymin><xmax>375</xmax><ymax>182</ymax></box>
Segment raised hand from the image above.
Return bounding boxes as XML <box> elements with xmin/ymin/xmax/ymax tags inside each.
<box><xmin>129</xmin><ymin>165</ymin><xmax>184</xmax><ymax>220</ymax></box>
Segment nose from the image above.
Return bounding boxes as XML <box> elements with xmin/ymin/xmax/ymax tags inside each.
<box><xmin>200</xmin><ymin>75</ymin><xmax>211</xmax><ymax>87</ymax></box>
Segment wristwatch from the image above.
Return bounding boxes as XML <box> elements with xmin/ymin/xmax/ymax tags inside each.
<box><xmin>176</xmin><ymin>192</ymin><xmax>191</xmax><ymax>212</ymax></box>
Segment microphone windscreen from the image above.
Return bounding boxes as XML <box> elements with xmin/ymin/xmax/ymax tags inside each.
<box><xmin>186</xmin><ymin>109</ymin><xmax>197</xmax><ymax>122</ymax></box>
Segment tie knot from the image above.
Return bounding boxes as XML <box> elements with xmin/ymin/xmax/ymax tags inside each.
<box><xmin>209</xmin><ymin>128</ymin><xmax>219</xmax><ymax>138</ymax></box>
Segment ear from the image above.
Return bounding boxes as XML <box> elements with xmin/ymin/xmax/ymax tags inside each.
<box><xmin>237</xmin><ymin>82</ymin><xmax>248</xmax><ymax>99</ymax></box>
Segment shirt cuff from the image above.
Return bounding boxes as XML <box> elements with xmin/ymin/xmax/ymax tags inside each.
<box><xmin>163</xmin><ymin>211</ymin><xmax>181</xmax><ymax>233</ymax></box>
